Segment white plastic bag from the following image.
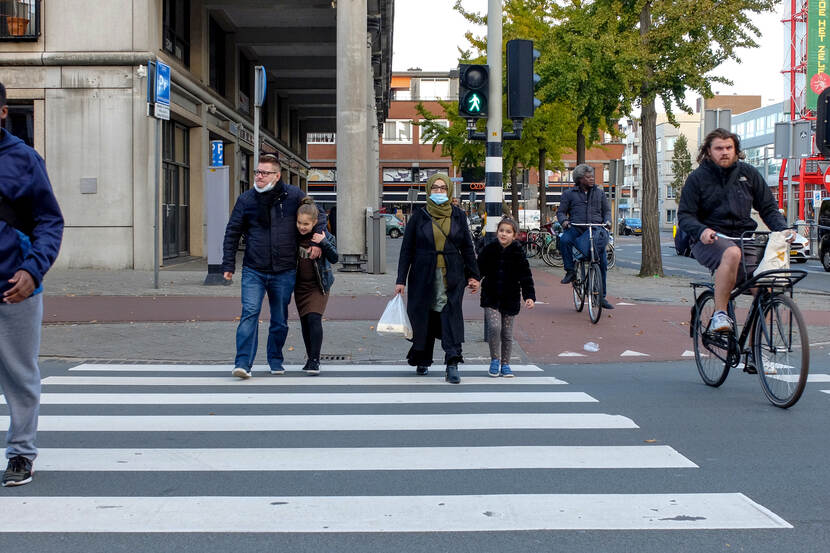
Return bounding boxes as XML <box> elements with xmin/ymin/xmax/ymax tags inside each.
<box><xmin>377</xmin><ymin>294</ymin><xmax>413</xmax><ymax>339</ymax></box>
<box><xmin>755</xmin><ymin>231</ymin><xmax>790</xmax><ymax>275</ymax></box>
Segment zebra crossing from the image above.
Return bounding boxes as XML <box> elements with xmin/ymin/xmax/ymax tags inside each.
<box><xmin>0</xmin><ymin>362</ymin><xmax>791</xmax><ymax>533</ymax></box>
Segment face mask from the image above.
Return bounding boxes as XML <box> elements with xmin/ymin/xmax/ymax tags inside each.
<box><xmin>254</xmin><ymin>181</ymin><xmax>276</xmax><ymax>194</ymax></box>
<box><xmin>429</xmin><ymin>193</ymin><xmax>449</xmax><ymax>204</ymax></box>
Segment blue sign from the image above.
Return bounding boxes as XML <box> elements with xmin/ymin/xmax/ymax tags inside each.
<box><xmin>155</xmin><ymin>61</ymin><xmax>171</xmax><ymax>106</ymax></box>
<box><xmin>210</xmin><ymin>140</ymin><xmax>224</xmax><ymax>167</ymax></box>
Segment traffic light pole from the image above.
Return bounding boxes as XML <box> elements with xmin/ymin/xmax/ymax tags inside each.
<box><xmin>484</xmin><ymin>0</ymin><xmax>503</xmax><ymax>235</ymax></box>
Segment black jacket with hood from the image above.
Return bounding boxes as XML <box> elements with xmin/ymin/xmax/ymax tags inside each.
<box><xmin>477</xmin><ymin>240</ymin><xmax>535</xmax><ymax>316</ymax></box>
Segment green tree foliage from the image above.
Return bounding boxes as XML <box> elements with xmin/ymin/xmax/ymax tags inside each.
<box><xmin>670</xmin><ymin>134</ymin><xmax>693</xmax><ymax>202</ymax></box>
<box><xmin>414</xmin><ymin>100</ymin><xmax>484</xmax><ymax>172</ymax></box>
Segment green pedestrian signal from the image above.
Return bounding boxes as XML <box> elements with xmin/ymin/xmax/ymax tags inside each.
<box><xmin>458</xmin><ymin>64</ymin><xmax>489</xmax><ymax>119</ymax></box>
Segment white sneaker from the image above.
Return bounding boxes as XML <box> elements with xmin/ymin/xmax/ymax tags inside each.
<box><xmin>709</xmin><ymin>311</ymin><xmax>733</xmax><ymax>333</ymax></box>
<box><xmin>232</xmin><ymin>367</ymin><xmax>251</xmax><ymax>379</ymax></box>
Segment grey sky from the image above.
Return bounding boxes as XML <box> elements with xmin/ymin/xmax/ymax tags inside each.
<box><xmin>392</xmin><ymin>0</ymin><xmax>788</xmax><ymax>106</ymax></box>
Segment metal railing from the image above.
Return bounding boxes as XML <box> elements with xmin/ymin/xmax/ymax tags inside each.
<box><xmin>0</xmin><ymin>0</ymin><xmax>40</xmax><ymax>41</ymax></box>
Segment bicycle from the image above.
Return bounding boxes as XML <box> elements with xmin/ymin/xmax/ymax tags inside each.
<box><xmin>569</xmin><ymin>223</ymin><xmax>608</xmax><ymax>324</ymax></box>
<box><xmin>690</xmin><ymin>231</ymin><xmax>809</xmax><ymax>408</ymax></box>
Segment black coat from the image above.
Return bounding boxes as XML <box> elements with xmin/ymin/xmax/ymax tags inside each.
<box><xmin>678</xmin><ymin>159</ymin><xmax>787</xmax><ymax>240</ymax></box>
<box><xmin>396</xmin><ymin>207</ymin><xmax>480</xmax><ymax>351</ymax></box>
<box><xmin>477</xmin><ymin>240</ymin><xmax>536</xmax><ymax>316</ymax></box>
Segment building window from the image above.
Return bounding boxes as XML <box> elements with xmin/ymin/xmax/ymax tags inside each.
<box><xmin>383</xmin><ymin>168</ymin><xmax>414</xmax><ymax>183</ymax></box>
<box><xmin>208</xmin><ymin>17</ymin><xmax>227</xmax><ymax>96</ymax></box>
<box><xmin>1</xmin><ymin>101</ymin><xmax>34</xmax><ymax>148</ymax></box>
<box><xmin>394</xmin><ymin>89</ymin><xmax>412</xmax><ymax>101</ymax></box>
<box><xmin>0</xmin><ymin>0</ymin><xmax>40</xmax><ymax>41</ymax></box>
<box><xmin>239</xmin><ymin>53</ymin><xmax>253</xmax><ymax>115</ymax></box>
<box><xmin>666</xmin><ymin>209</ymin><xmax>676</xmax><ymax>223</ymax></box>
<box><xmin>419</xmin><ymin>119</ymin><xmax>448</xmax><ymax>144</ymax></box>
<box><xmin>162</xmin><ymin>121</ymin><xmax>191</xmax><ymax>258</ymax></box>
<box><xmin>418</xmin><ymin>78</ymin><xmax>450</xmax><ymax>100</ymax></box>
<box><xmin>383</xmin><ymin>120</ymin><xmax>412</xmax><ymax>144</ymax></box>
<box><xmin>163</xmin><ymin>0</ymin><xmax>190</xmax><ymax>66</ymax></box>
<box><xmin>665</xmin><ymin>136</ymin><xmax>676</xmax><ymax>150</ymax></box>
<box><xmin>666</xmin><ymin>185</ymin><xmax>675</xmax><ymax>199</ymax></box>
<box><xmin>745</xmin><ymin>119</ymin><xmax>755</xmax><ymax>138</ymax></box>
<box><xmin>307</xmin><ymin>133</ymin><xmax>336</xmax><ymax>144</ymax></box>
<box><xmin>239</xmin><ymin>153</ymin><xmax>250</xmax><ymax>196</ymax></box>
<box><xmin>308</xmin><ymin>168</ymin><xmax>336</xmax><ymax>182</ymax></box>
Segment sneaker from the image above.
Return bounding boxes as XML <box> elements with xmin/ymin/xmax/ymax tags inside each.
<box><xmin>269</xmin><ymin>366</ymin><xmax>285</xmax><ymax>375</ymax></box>
<box><xmin>560</xmin><ymin>270</ymin><xmax>576</xmax><ymax>285</ymax></box>
<box><xmin>232</xmin><ymin>367</ymin><xmax>251</xmax><ymax>379</ymax></box>
<box><xmin>488</xmin><ymin>359</ymin><xmax>501</xmax><ymax>377</ymax></box>
<box><xmin>500</xmin><ymin>364</ymin><xmax>514</xmax><ymax>378</ymax></box>
<box><xmin>415</xmin><ymin>365</ymin><xmax>429</xmax><ymax>375</ymax></box>
<box><xmin>600</xmin><ymin>299</ymin><xmax>615</xmax><ymax>310</ymax></box>
<box><xmin>303</xmin><ymin>359</ymin><xmax>320</xmax><ymax>376</ymax></box>
<box><xmin>2</xmin><ymin>456</ymin><xmax>33</xmax><ymax>487</ymax></box>
<box><xmin>445</xmin><ymin>364</ymin><xmax>461</xmax><ymax>384</ymax></box>
<box><xmin>709</xmin><ymin>311</ymin><xmax>733</xmax><ymax>333</ymax></box>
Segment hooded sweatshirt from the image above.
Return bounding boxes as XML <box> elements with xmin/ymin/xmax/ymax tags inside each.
<box><xmin>0</xmin><ymin>129</ymin><xmax>64</xmax><ymax>296</ymax></box>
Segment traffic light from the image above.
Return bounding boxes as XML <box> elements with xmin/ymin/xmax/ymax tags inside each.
<box><xmin>458</xmin><ymin>64</ymin><xmax>489</xmax><ymax>118</ymax></box>
<box><xmin>816</xmin><ymin>87</ymin><xmax>830</xmax><ymax>157</ymax></box>
<box><xmin>506</xmin><ymin>39</ymin><xmax>541</xmax><ymax>120</ymax></box>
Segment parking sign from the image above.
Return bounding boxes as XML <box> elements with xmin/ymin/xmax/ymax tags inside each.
<box><xmin>154</xmin><ymin>60</ymin><xmax>171</xmax><ymax>120</ymax></box>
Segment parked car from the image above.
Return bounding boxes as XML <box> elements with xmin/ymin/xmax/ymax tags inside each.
<box><xmin>789</xmin><ymin>232</ymin><xmax>811</xmax><ymax>263</ymax></box>
<box><xmin>620</xmin><ymin>217</ymin><xmax>642</xmax><ymax>236</ymax></box>
<box><xmin>382</xmin><ymin>213</ymin><xmax>405</xmax><ymax>238</ymax></box>
<box><xmin>818</xmin><ymin>199</ymin><xmax>830</xmax><ymax>271</ymax></box>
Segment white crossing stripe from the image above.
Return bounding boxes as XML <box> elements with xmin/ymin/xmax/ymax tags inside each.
<box><xmin>0</xmin><ymin>493</ymin><xmax>790</xmax><ymax>532</ymax></box>
<box><xmin>35</xmin><ymin>446</ymin><xmax>697</xmax><ymax>471</ymax></box>
<box><xmin>558</xmin><ymin>351</ymin><xmax>586</xmax><ymax>357</ymax></box>
<box><xmin>769</xmin><ymin>373</ymin><xmax>827</xmax><ymax>383</ymax></box>
<box><xmin>2</xmin><ymin>391</ymin><xmax>597</xmax><ymax>405</ymax></box>
<box><xmin>39</xmin><ymin>376</ymin><xmax>567</xmax><ymax>386</ymax></box>
<box><xmin>1</xmin><ymin>413</ymin><xmax>637</xmax><ymax>432</ymax></box>
<box><xmin>68</xmin><ymin>363</ymin><xmax>545</xmax><ymax>373</ymax></box>
<box><xmin>620</xmin><ymin>350</ymin><xmax>650</xmax><ymax>357</ymax></box>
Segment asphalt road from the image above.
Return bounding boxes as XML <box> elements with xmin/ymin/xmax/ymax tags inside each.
<box><xmin>2</xmin><ymin>357</ymin><xmax>829</xmax><ymax>552</ymax></box>
<box><xmin>613</xmin><ymin>235</ymin><xmax>830</xmax><ymax>294</ymax></box>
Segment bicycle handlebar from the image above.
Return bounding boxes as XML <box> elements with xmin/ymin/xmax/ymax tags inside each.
<box><xmin>570</xmin><ymin>223</ymin><xmax>609</xmax><ymax>227</ymax></box>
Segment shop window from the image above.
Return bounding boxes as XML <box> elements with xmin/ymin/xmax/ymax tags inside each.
<box><xmin>383</xmin><ymin>168</ymin><xmax>414</xmax><ymax>183</ymax></box>
<box><xmin>209</xmin><ymin>17</ymin><xmax>227</xmax><ymax>96</ymax></box>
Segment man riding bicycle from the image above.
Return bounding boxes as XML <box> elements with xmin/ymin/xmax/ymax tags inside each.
<box><xmin>557</xmin><ymin>164</ymin><xmax>614</xmax><ymax>310</ymax></box>
<box><xmin>678</xmin><ymin>128</ymin><xmax>794</xmax><ymax>333</ymax></box>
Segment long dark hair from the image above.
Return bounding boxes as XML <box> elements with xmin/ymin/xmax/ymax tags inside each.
<box><xmin>697</xmin><ymin>128</ymin><xmax>743</xmax><ymax>163</ymax></box>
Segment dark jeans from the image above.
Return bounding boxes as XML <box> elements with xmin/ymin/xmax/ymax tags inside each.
<box><xmin>235</xmin><ymin>266</ymin><xmax>296</xmax><ymax>370</ymax></box>
<box><xmin>407</xmin><ymin>309</ymin><xmax>463</xmax><ymax>367</ymax></box>
<box><xmin>560</xmin><ymin>227</ymin><xmax>609</xmax><ymax>296</ymax></box>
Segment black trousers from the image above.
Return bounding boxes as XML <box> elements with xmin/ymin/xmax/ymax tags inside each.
<box><xmin>407</xmin><ymin>309</ymin><xmax>463</xmax><ymax>367</ymax></box>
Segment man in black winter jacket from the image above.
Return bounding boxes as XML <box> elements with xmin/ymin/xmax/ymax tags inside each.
<box><xmin>678</xmin><ymin>128</ymin><xmax>794</xmax><ymax>333</ymax></box>
<box><xmin>222</xmin><ymin>154</ymin><xmax>326</xmax><ymax>379</ymax></box>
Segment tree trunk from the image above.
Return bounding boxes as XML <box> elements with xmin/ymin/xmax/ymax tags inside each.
<box><xmin>510</xmin><ymin>162</ymin><xmax>520</xmax><ymax>223</ymax></box>
<box><xmin>538</xmin><ymin>148</ymin><xmax>547</xmax><ymax>222</ymax></box>
<box><xmin>576</xmin><ymin>122</ymin><xmax>586</xmax><ymax>165</ymax></box>
<box><xmin>638</xmin><ymin>2</ymin><xmax>664</xmax><ymax>277</ymax></box>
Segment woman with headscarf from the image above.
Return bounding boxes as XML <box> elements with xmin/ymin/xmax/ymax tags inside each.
<box><xmin>395</xmin><ymin>173</ymin><xmax>480</xmax><ymax>384</ymax></box>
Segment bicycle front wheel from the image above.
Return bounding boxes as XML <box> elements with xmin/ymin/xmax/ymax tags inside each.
<box><xmin>524</xmin><ymin>239</ymin><xmax>541</xmax><ymax>258</ymax></box>
<box><xmin>587</xmin><ymin>264</ymin><xmax>603</xmax><ymax>324</ymax></box>
<box><xmin>692</xmin><ymin>290</ymin><xmax>730</xmax><ymax>387</ymax></box>
<box><xmin>572</xmin><ymin>263</ymin><xmax>585</xmax><ymax>312</ymax></box>
<box><xmin>754</xmin><ymin>294</ymin><xmax>809</xmax><ymax>408</ymax></box>
<box><xmin>543</xmin><ymin>240</ymin><xmax>563</xmax><ymax>267</ymax></box>
<box><xmin>606</xmin><ymin>244</ymin><xmax>616</xmax><ymax>269</ymax></box>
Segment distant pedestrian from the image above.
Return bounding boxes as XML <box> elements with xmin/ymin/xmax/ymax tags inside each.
<box><xmin>477</xmin><ymin>218</ymin><xmax>535</xmax><ymax>378</ymax></box>
<box><xmin>395</xmin><ymin>173</ymin><xmax>480</xmax><ymax>384</ymax></box>
<box><xmin>294</xmin><ymin>198</ymin><xmax>338</xmax><ymax>375</ymax></box>
<box><xmin>222</xmin><ymin>154</ymin><xmax>327</xmax><ymax>379</ymax></box>
<box><xmin>0</xmin><ymin>82</ymin><xmax>64</xmax><ymax>487</ymax></box>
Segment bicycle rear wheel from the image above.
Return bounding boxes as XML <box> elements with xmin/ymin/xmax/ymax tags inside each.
<box><xmin>523</xmin><ymin>239</ymin><xmax>541</xmax><ymax>258</ymax></box>
<box><xmin>606</xmin><ymin>244</ymin><xmax>616</xmax><ymax>269</ymax></box>
<box><xmin>587</xmin><ymin>264</ymin><xmax>603</xmax><ymax>324</ymax></box>
<box><xmin>692</xmin><ymin>290</ymin><xmax>730</xmax><ymax>387</ymax></box>
<box><xmin>754</xmin><ymin>294</ymin><xmax>809</xmax><ymax>408</ymax></box>
<box><xmin>542</xmin><ymin>240</ymin><xmax>563</xmax><ymax>267</ymax></box>
<box><xmin>572</xmin><ymin>262</ymin><xmax>585</xmax><ymax>312</ymax></box>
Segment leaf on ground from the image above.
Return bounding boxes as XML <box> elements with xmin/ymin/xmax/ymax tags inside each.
<box><xmin>287</xmin><ymin>346</ymin><xmax>294</xmax><ymax>351</ymax></box>
<box><xmin>644</xmin><ymin>439</ymin><xmax>657</xmax><ymax>443</ymax></box>
<box><xmin>635</xmin><ymin>330</ymin><xmax>644</xmax><ymax>336</ymax></box>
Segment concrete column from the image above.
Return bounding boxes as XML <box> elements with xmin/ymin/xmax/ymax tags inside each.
<box><xmin>337</xmin><ymin>0</ymin><xmax>369</xmax><ymax>270</ymax></box>
<box><xmin>367</xmin><ymin>34</ymin><xmax>380</xmax><ymax>212</ymax></box>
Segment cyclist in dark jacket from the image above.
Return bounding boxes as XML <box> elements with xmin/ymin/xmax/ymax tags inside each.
<box><xmin>222</xmin><ymin>154</ymin><xmax>326</xmax><ymax>378</ymax></box>
<box><xmin>678</xmin><ymin>128</ymin><xmax>793</xmax><ymax>333</ymax></box>
<box><xmin>556</xmin><ymin>164</ymin><xmax>613</xmax><ymax>309</ymax></box>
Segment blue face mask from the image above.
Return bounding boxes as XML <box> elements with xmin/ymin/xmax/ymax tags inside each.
<box><xmin>429</xmin><ymin>193</ymin><xmax>449</xmax><ymax>204</ymax></box>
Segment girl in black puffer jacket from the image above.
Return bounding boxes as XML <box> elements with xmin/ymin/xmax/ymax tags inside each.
<box><xmin>477</xmin><ymin>218</ymin><xmax>536</xmax><ymax>378</ymax></box>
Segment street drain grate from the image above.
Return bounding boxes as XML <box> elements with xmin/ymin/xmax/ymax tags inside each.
<box><xmin>320</xmin><ymin>354</ymin><xmax>352</xmax><ymax>361</ymax></box>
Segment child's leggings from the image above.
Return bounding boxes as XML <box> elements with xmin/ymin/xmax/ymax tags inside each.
<box><xmin>300</xmin><ymin>312</ymin><xmax>323</xmax><ymax>360</ymax></box>
<box><xmin>484</xmin><ymin>307</ymin><xmax>514</xmax><ymax>364</ymax></box>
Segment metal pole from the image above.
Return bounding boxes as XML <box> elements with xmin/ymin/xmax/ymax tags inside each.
<box><xmin>787</xmin><ymin>156</ymin><xmax>794</xmax><ymax>225</ymax></box>
<box><xmin>253</xmin><ymin>106</ymin><xmax>260</xmax><ymax>172</ymax></box>
<box><xmin>153</xmin><ymin>118</ymin><xmax>161</xmax><ymax>289</ymax></box>
<box><xmin>484</xmin><ymin>0</ymin><xmax>503</xmax><ymax>235</ymax></box>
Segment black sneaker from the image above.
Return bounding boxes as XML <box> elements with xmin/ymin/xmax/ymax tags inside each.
<box><xmin>416</xmin><ymin>365</ymin><xmax>429</xmax><ymax>375</ymax></box>
<box><xmin>2</xmin><ymin>455</ymin><xmax>33</xmax><ymax>487</ymax></box>
<box><xmin>560</xmin><ymin>271</ymin><xmax>576</xmax><ymax>284</ymax></box>
<box><xmin>445</xmin><ymin>364</ymin><xmax>461</xmax><ymax>384</ymax></box>
<box><xmin>303</xmin><ymin>359</ymin><xmax>321</xmax><ymax>376</ymax></box>
<box><xmin>601</xmin><ymin>299</ymin><xmax>615</xmax><ymax>309</ymax></box>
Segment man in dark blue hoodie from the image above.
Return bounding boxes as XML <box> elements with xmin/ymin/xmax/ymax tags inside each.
<box><xmin>0</xmin><ymin>82</ymin><xmax>64</xmax><ymax>486</ymax></box>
